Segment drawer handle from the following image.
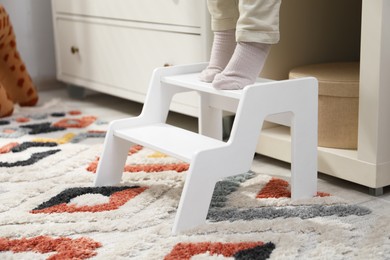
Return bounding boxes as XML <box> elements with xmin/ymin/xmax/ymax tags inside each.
<box><xmin>71</xmin><ymin>46</ymin><xmax>79</xmax><ymax>54</ymax></box>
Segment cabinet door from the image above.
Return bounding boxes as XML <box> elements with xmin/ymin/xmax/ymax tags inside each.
<box><xmin>53</xmin><ymin>0</ymin><xmax>203</xmax><ymax>28</ymax></box>
<box><xmin>55</xmin><ymin>18</ymin><xmax>203</xmax><ymax>107</ymax></box>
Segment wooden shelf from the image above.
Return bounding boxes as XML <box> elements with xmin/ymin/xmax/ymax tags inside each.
<box><xmin>256</xmin><ymin>1</ymin><xmax>390</xmax><ymax>194</ymax></box>
<box><xmin>257</xmin><ymin>125</ymin><xmax>390</xmax><ymax>191</ymax></box>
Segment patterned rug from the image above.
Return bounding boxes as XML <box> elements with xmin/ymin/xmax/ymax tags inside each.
<box><xmin>0</xmin><ymin>100</ymin><xmax>389</xmax><ymax>259</ymax></box>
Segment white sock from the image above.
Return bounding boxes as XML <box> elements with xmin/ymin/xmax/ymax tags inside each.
<box><xmin>212</xmin><ymin>42</ymin><xmax>270</xmax><ymax>90</ymax></box>
<box><xmin>199</xmin><ymin>29</ymin><xmax>236</xmax><ymax>83</ymax></box>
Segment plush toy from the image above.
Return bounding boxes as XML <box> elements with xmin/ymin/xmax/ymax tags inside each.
<box><xmin>0</xmin><ymin>4</ymin><xmax>38</xmax><ymax>118</ymax></box>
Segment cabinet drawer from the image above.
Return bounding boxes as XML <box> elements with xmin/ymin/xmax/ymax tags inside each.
<box><xmin>52</xmin><ymin>0</ymin><xmax>203</xmax><ymax>28</ymax></box>
<box><xmin>56</xmin><ymin>18</ymin><xmax>203</xmax><ymax>100</ymax></box>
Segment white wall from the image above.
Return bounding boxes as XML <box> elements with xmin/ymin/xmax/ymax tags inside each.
<box><xmin>0</xmin><ymin>0</ymin><xmax>58</xmax><ymax>89</ymax></box>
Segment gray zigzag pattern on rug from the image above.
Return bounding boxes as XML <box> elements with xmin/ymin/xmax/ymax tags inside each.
<box><xmin>207</xmin><ymin>171</ymin><xmax>372</xmax><ymax>221</ymax></box>
<box><xmin>209</xmin><ymin>171</ymin><xmax>256</xmax><ymax>208</ymax></box>
<box><xmin>0</xmin><ymin>149</ymin><xmax>61</xmax><ymax>167</ymax></box>
<box><xmin>208</xmin><ymin>205</ymin><xmax>372</xmax><ymax>222</ymax></box>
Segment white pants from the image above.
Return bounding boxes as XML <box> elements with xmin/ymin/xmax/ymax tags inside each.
<box><xmin>207</xmin><ymin>0</ymin><xmax>282</xmax><ymax>44</ymax></box>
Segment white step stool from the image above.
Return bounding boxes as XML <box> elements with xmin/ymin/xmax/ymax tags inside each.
<box><xmin>94</xmin><ymin>63</ymin><xmax>318</xmax><ymax>234</ymax></box>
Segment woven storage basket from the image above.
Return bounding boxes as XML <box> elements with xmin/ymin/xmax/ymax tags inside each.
<box><xmin>289</xmin><ymin>62</ymin><xmax>359</xmax><ymax>149</ymax></box>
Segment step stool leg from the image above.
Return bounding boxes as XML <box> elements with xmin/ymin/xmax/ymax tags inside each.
<box><xmin>290</xmin><ymin>113</ymin><xmax>317</xmax><ymax>199</ymax></box>
<box><xmin>199</xmin><ymin>93</ymin><xmax>223</xmax><ymax>140</ymax></box>
<box><xmin>172</xmin><ymin>153</ymin><xmax>222</xmax><ymax>234</ymax></box>
<box><xmin>173</xmin><ymin>173</ymin><xmax>217</xmax><ymax>234</ymax></box>
<box><xmin>94</xmin><ymin>130</ymin><xmax>130</xmax><ymax>186</ymax></box>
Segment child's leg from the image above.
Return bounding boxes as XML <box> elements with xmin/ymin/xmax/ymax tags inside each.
<box><xmin>199</xmin><ymin>29</ymin><xmax>236</xmax><ymax>82</ymax></box>
<box><xmin>199</xmin><ymin>0</ymin><xmax>239</xmax><ymax>82</ymax></box>
<box><xmin>0</xmin><ymin>5</ymin><xmax>38</xmax><ymax>106</ymax></box>
<box><xmin>212</xmin><ymin>0</ymin><xmax>282</xmax><ymax>90</ymax></box>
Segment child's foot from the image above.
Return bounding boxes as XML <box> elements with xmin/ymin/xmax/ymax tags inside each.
<box><xmin>199</xmin><ymin>29</ymin><xmax>236</xmax><ymax>83</ymax></box>
<box><xmin>212</xmin><ymin>42</ymin><xmax>270</xmax><ymax>90</ymax></box>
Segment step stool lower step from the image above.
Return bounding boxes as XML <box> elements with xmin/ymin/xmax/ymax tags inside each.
<box><xmin>114</xmin><ymin>123</ymin><xmax>227</xmax><ymax>162</ymax></box>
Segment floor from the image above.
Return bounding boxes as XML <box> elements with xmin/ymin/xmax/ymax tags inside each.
<box><xmin>37</xmin><ymin>87</ymin><xmax>390</xmax><ymax>217</ymax></box>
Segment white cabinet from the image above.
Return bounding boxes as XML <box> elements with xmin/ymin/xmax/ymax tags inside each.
<box><xmin>51</xmin><ymin>0</ymin><xmax>212</xmax><ymax>116</ymax></box>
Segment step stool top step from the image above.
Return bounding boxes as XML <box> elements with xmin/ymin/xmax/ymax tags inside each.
<box><xmin>114</xmin><ymin>123</ymin><xmax>227</xmax><ymax>162</ymax></box>
<box><xmin>162</xmin><ymin>73</ymin><xmax>243</xmax><ymax>99</ymax></box>
<box><xmin>161</xmin><ymin>73</ymin><xmax>273</xmax><ymax>100</ymax></box>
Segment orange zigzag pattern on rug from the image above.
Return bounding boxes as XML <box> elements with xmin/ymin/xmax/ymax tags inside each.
<box><xmin>53</xmin><ymin>116</ymin><xmax>96</xmax><ymax>128</ymax></box>
<box><xmin>0</xmin><ymin>236</ymin><xmax>101</xmax><ymax>260</ymax></box>
<box><xmin>123</xmin><ymin>163</ymin><xmax>189</xmax><ymax>173</ymax></box>
<box><xmin>0</xmin><ymin>142</ymin><xmax>18</xmax><ymax>153</ymax></box>
<box><xmin>86</xmin><ymin>144</ymin><xmax>189</xmax><ymax>173</ymax></box>
<box><xmin>165</xmin><ymin>241</ymin><xmax>264</xmax><ymax>260</ymax></box>
<box><xmin>87</xmin><ymin>159</ymin><xmax>189</xmax><ymax>173</ymax></box>
<box><xmin>257</xmin><ymin>177</ymin><xmax>330</xmax><ymax>198</ymax></box>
